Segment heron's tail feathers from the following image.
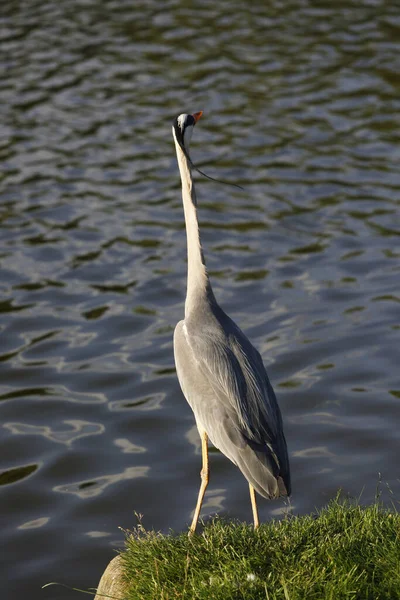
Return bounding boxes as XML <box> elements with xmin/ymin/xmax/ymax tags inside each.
<box><xmin>235</xmin><ymin>445</ymin><xmax>290</xmax><ymax>500</ymax></box>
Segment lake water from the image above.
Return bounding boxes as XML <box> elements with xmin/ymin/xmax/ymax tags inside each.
<box><xmin>1</xmin><ymin>1</ymin><xmax>399</xmax><ymax>598</ymax></box>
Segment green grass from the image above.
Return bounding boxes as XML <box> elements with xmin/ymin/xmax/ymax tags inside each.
<box><xmin>119</xmin><ymin>498</ymin><xmax>400</xmax><ymax>600</ymax></box>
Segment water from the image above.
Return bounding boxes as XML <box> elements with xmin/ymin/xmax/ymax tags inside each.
<box><xmin>1</xmin><ymin>0</ymin><xmax>399</xmax><ymax>597</ymax></box>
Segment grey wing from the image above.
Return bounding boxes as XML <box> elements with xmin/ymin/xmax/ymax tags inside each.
<box><xmin>174</xmin><ymin>313</ymin><xmax>291</xmax><ymax>498</ymax></box>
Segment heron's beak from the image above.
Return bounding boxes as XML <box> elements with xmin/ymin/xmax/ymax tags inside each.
<box><xmin>192</xmin><ymin>111</ymin><xmax>203</xmax><ymax>124</ymax></box>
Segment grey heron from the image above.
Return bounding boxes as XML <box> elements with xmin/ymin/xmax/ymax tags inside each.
<box><xmin>172</xmin><ymin>111</ymin><xmax>291</xmax><ymax>536</ymax></box>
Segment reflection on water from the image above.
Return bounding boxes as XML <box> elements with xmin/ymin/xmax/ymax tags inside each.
<box><xmin>54</xmin><ymin>466</ymin><xmax>150</xmax><ymax>499</ymax></box>
<box><xmin>0</xmin><ymin>463</ymin><xmax>38</xmax><ymax>486</ymax></box>
<box><xmin>1</xmin><ymin>0</ymin><xmax>400</xmax><ymax>598</ymax></box>
<box><xmin>5</xmin><ymin>419</ymin><xmax>104</xmax><ymax>445</ymax></box>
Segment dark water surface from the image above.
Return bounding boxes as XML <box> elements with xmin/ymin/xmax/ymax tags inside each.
<box><xmin>1</xmin><ymin>0</ymin><xmax>400</xmax><ymax>597</ymax></box>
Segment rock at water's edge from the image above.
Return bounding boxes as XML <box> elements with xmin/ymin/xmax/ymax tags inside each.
<box><xmin>95</xmin><ymin>554</ymin><xmax>128</xmax><ymax>599</ymax></box>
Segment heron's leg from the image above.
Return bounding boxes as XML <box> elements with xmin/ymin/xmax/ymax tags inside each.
<box><xmin>189</xmin><ymin>430</ymin><xmax>209</xmax><ymax>536</ymax></box>
<box><xmin>249</xmin><ymin>484</ymin><xmax>260</xmax><ymax>530</ymax></box>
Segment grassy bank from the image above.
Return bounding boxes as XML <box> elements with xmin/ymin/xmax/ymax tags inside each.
<box><xmin>117</xmin><ymin>499</ymin><xmax>400</xmax><ymax>600</ymax></box>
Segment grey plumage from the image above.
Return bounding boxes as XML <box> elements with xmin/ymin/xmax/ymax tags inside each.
<box><xmin>172</xmin><ymin>112</ymin><xmax>290</xmax><ymax>532</ymax></box>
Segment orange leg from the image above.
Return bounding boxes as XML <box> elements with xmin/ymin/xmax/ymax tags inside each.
<box><xmin>189</xmin><ymin>431</ymin><xmax>209</xmax><ymax>536</ymax></box>
<box><xmin>249</xmin><ymin>483</ymin><xmax>259</xmax><ymax>530</ymax></box>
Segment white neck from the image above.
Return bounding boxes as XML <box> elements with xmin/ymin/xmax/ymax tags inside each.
<box><xmin>173</xmin><ymin>132</ymin><xmax>215</xmax><ymax>316</ymax></box>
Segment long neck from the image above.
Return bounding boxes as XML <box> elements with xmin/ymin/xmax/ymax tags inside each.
<box><xmin>174</xmin><ymin>139</ymin><xmax>214</xmax><ymax>316</ymax></box>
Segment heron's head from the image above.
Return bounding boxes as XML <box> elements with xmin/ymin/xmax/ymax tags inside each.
<box><xmin>172</xmin><ymin>111</ymin><xmax>203</xmax><ymax>155</ymax></box>
<box><xmin>171</xmin><ymin>112</ymin><xmax>243</xmax><ymax>190</ymax></box>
